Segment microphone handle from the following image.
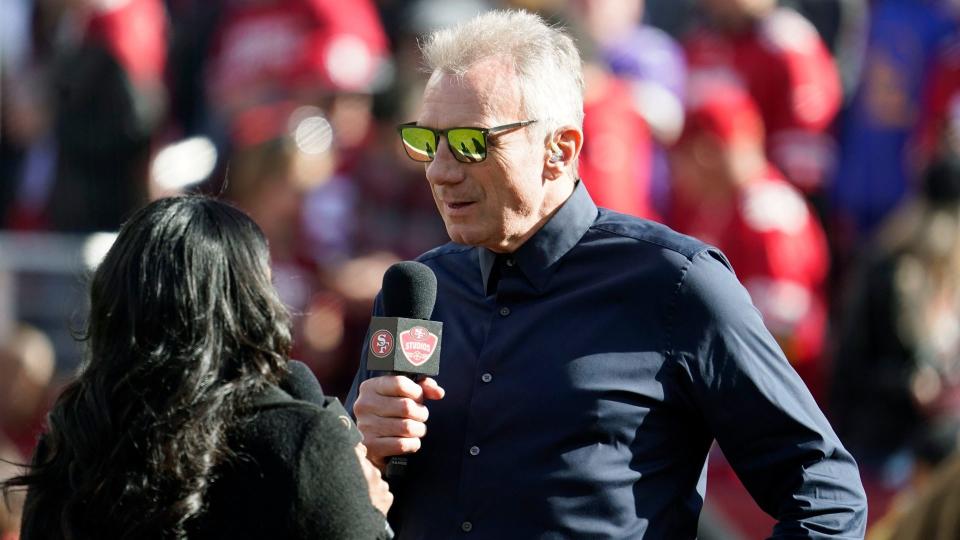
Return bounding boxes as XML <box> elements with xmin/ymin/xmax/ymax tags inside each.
<box><xmin>385</xmin><ymin>371</ymin><xmax>421</xmax><ymax>480</ymax></box>
<box><xmin>386</xmin><ymin>455</ymin><xmax>409</xmax><ymax>480</ymax></box>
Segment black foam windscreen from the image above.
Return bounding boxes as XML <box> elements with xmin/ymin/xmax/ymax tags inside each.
<box><xmin>382</xmin><ymin>261</ymin><xmax>438</xmax><ymax>320</ymax></box>
<box><xmin>280</xmin><ymin>360</ymin><xmax>326</xmax><ymax>406</ymax></box>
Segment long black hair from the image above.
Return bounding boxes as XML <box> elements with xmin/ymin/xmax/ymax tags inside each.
<box><xmin>2</xmin><ymin>196</ymin><xmax>292</xmax><ymax>538</ymax></box>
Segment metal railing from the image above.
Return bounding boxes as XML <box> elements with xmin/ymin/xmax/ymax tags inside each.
<box><xmin>0</xmin><ymin>231</ymin><xmax>117</xmax><ymax>374</ymax></box>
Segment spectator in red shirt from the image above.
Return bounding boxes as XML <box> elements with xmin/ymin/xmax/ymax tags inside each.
<box><xmin>669</xmin><ymin>80</ymin><xmax>830</xmax><ymax>398</ymax></box>
<box><xmin>684</xmin><ymin>0</ymin><xmax>842</xmax><ymax>195</ymax></box>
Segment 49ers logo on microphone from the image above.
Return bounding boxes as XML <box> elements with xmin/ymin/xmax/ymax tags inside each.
<box><xmin>399</xmin><ymin>326</ymin><xmax>439</xmax><ymax>366</ymax></box>
<box><xmin>370</xmin><ymin>330</ymin><xmax>395</xmax><ymax>358</ymax></box>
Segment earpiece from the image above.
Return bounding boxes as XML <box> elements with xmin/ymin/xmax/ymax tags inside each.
<box><xmin>549</xmin><ymin>142</ymin><xmax>563</xmax><ymax>163</ymax></box>
<box><xmin>548</xmin><ymin>140</ymin><xmax>563</xmax><ymax>164</ymax></box>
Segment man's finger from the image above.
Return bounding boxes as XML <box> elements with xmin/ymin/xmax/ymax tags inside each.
<box><xmin>365</xmin><ymin>436</ymin><xmax>423</xmax><ymax>458</ymax></box>
<box><xmin>365</xmin><ymin>374</ymin><xmax>428</xmax><ymax>401</ymax></box>
<box><xmin>419</xmin><ymin>377</ymin><xmax>446</xmax><ymax>400</ymax></box>
<box><xmin>355</xmin><ymin>392</ymin><xmax>430</xmax><ymax>422</ymax></box>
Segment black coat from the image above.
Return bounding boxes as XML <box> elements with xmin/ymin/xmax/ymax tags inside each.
<box><xmin>188</xmin><ymin>383</ymin><xmax>389</xmax><ymax>539</ymax></box>
<box><xmin>20</xmin><ymin>362</ymin><xmax>388</xmax><ymax>539</ymax></box>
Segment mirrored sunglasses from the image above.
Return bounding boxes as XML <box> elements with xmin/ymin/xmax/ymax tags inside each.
<box><xmin>397</xmin><ymin>120</ymin><xmax>538</xmax><ymax>163</ymax></box>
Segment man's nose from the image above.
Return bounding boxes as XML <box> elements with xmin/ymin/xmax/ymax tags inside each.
<box><xmin>425</xmin><ymin>136</ymin><xmax>465</xmax><ymax>186</ymax></box>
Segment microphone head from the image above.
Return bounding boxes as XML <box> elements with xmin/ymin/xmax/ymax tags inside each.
<box><xmin>280</xmin><ymin>360</ymin><xmax>326</xmax><ymax>405</ymax></box>
<box><xmin>382</xmin><ymin>261</ymin><xmax>437</xmax><ymax>320</ymax></box>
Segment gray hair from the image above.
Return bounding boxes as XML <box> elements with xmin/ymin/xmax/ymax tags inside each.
<box><xmin>421</xmin><ymin>9</ymin><xmax>584</xmax><ymax>135</ymax></box>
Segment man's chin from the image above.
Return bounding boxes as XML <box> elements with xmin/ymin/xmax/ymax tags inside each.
<box><xmin>445</xmin><ymin>226</ymin><xmax>485</xmax><ymax>247</ymax></box>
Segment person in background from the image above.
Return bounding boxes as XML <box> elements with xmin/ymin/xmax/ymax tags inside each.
<box><xmin>201</xmin><ymin>0</ymin><xmax>388</xmax><ymax>167</ymax></box>
<box><xmin>1</xmin><ymin>196</ymin><xmax>392</xmax><ymax>539</ymax></box>
<box><xmin>870</xmin><ymin>442</ymin><xmax>960</xmax><ymax>539</ymax></box>
<box><xmin>668</xmin><ymin>80</ymin><xmax>830</xmax><ymax>399</ymax></box>
<box><xmin>0</xmin><ymin>324</ymin><xmax>56</xmax><ymax>460</ymax></box>
<box><xmin>831</xmin><ymin>0</ymin><xmax>956</xmax><ymax>267</ymax></box>
<box><xmin>568</xmin><ymin>0</ymin><xmax>686</xmax><ymax>218</ymax></box>
<box><xmin>867</xmin><ymin>417</ymin><xmax>960</xmax><ymax>539</ymax></box>
<box><xmin>684</xmin><ymin>0</ymin><xmax>842</xmax><ymax>198</ymax></box>
<box><xmin>831</xmin><ymin>124</ymin><xmax>960</xmax><ymax>477</ymax></box>
<box><xmin>198</xmin><ymin>0</ymin><xmax>410</xmax><ymax>401</ymax></box>
<box><xmin>44</xmin><ymin>0</ymin><xmax>169</xmax><ymax>232</ymax></box>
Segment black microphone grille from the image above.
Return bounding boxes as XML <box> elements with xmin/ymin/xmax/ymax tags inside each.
<box><xmin>382</xmin><ymin>261</ymin><xmax>438</xmax><ymax>320</ymax></box>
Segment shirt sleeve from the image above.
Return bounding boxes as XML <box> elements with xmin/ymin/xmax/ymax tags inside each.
<box><xmin>670</xmin><ymin>249</ymin><xmax>867</xmax><ymax>538</ymax></box>
<box><xmin>292</xmin><ymin>409</ymin><xmax>390</xmax><ymax>539</ymax></box>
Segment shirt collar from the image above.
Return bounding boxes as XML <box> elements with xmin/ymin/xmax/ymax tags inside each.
<box><xmin>479</xmin><ymin>180</ymin><xmax>598</xmax><ymax>293</ymax></box>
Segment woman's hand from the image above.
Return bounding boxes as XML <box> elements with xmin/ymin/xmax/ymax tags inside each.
<box><xmin>355</xmin><ymin>443</ymin><xmax>393</xmax><ymax>516</ymax></box>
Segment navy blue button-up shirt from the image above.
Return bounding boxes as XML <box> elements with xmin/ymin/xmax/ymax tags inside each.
<box><xmin>347</xmin><ymin>182</ymin><xmax>866</xmax><ymax>539</ymax></box>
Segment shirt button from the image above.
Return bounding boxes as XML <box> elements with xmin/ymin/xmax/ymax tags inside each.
<box><xmin>505</xmin><ymin>258</ymin><xmax>515</xmax><ymax>267</ymax></box>
<box><xmin>499</xmin><ymin>306</ymin><xmax>510</xmax><ymax>317</ymax></box>
<box><xmin>469</xmin><ymin>446</ymin><xmax>480</xmax><ymax>456</ymax></box>
<box><xmin>481</xmin><ymin>373</ymin><xmax>493</xmax><ymax>383</ymax></box>
<box><xmin>461</xmin><ymin>521</ymin><xmax>473</xmax><ymax>532</ymax></box>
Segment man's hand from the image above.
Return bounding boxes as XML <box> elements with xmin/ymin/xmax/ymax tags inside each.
<box><xmin>355</xmin><ymin>443</ymin><xmax>394</xmax><ymax>516</ymax></box>
<box><xmin>353</xmin><ymin>375</ymin><xmax>445</xmax><ymax>471</ymax></box>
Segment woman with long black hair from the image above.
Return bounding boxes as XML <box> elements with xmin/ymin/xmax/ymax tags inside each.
<box><xmin>1</xmin><ymin>196</ymin><xmax>392</xmax><ymax>539</ymax></box>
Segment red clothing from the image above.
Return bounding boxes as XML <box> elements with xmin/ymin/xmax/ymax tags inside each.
<box><xmin>916</xmin><ymin>35</ymin><xmax>960</xmax><ymax>163</ymax></box>
<box><xmin>684</xmin><ymin>8</ymin><xmax>842</xmax><ymax>192</ymax></box>
<box><xmin>670</xmin><ymin>168</ymin><xmax>829</xmax><ymax>397</ymax></box>
<box><xmin>580</xmin><ymin>72</ymin><xmax>657</xmax><ymax>220</ymax></box>
<box><xmin>85</xmin><ymin>0</ymin><xmax>168</xmax><ymax>86</ymax></box>
<box><xmin>206</xmin><ymin>0</ymin><xmax>387</xmax><ymax>106</ymax></box>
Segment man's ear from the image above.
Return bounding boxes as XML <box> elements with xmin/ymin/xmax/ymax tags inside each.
<box><xmin>543</xmin><ymin>126</ymin><xmax>583</xmax><ymax>180</ymax></box>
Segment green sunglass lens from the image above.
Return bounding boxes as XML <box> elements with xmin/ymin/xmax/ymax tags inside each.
<box><xmin>401</xmin><ymin>128</ymin><xmax>436</xmax><ymax>162</ymax></box>
<box><xmin>448</xmin><ymin>129</ymin><xmax>486</xmax><ymax>162</ymax></box>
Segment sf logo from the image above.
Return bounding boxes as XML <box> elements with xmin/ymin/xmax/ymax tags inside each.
<box><xmin>370</xmin><ymin>330</ymin><xmax>395</xmax><ymax>358</ymax></box>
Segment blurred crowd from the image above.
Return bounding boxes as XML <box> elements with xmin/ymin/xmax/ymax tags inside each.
<box><xmin>4</xmin><ymin>0</ymin><xmax>960</xmax><ymax>537</ymax></box>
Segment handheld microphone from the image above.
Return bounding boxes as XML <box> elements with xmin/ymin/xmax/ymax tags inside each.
<box><xmin>366</xmin><ymin>261</ymin><xmax>443</xmax><ymax>479</ymax></box>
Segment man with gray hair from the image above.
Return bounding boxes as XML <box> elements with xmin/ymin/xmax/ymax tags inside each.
<box><xmin>347</xmin><ymin>9</ymin><xmax>866</xmax><ymax>538</ymax></box>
